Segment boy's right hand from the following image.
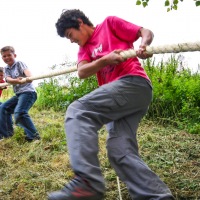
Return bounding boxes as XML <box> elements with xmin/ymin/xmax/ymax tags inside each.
<box><xmin>105</xmin><ymin>50</ymin><xmax>126</xmax><ymax>65</ymax></box>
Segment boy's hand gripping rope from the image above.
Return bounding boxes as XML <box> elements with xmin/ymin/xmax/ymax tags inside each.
<box><xmin>120</xmin><ymin>41</ymin><xmax>200</xmax><ymax>58</ymax></box>
<box><xmin>0</xmin><ymin>41</ymin><xmax>200</xmax><ymax>88</ymax></box>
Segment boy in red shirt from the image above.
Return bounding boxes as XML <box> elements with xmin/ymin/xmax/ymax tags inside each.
<box><xmin>48</xmin><ymin>9</ymin><xmax>174</xmax><ymax>200</ymax></box>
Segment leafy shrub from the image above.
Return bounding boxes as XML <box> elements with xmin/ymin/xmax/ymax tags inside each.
<box><xmin>66</xmin><ymin>75</ymin><xmax>98</xmax><ymax>104</ymax></box>
<box><xmin>144</xmin><ymin>56</ymin><xmax>200</xmax><ymax>134</ymax></box>
<box><xmin>35</xmin><ymin>78</ymin><xmax>69</xmax><ymax>111</ymax></box>
<box><xmin>35</xmin><ymin>66</ymin><xmax>98</xmax><ymax>111</ymax></box>
<box><xmin>35</xmin><ymin>57</ymin><xmax>199</xmax><ymax>134</ymax></box>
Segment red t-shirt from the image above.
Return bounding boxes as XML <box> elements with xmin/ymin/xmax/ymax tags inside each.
<box><xmin>0</xmin><ymin>79</ymin><xmax>5</xmax><ymax>97</ymax></box>
<box><xmin>78</xmin><ymin>16</ymin><xmax>150</xmax><ymax>86</ymax></box>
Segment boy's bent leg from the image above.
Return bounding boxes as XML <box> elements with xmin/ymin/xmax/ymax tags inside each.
<box><xmin>48</xmin><ymin>77</ymin><xmax>152</xmax><ymax>199</ymax></box>
<box><xmin>106</xmin><ymin>115</ymin><xmax>174</xmax><ymax>200</ymax></box>
<box><xmin>0</xmin><ymin>97</ymin><xmax>16</xmax><ymax>137</ymax></box>
<box><xmin>48</xmin><ymin>98</ymin><xmax>106</xmax><ymax>200</ymax></box>
<box><xmin>65</xmin><ymin>101</ymin><xmax>105</xmax><ymax>193</ymax></box>
<box><xmin>14</xmin><ymin>92</ymin><xmax>39</xmax><ymax>140</ymax></box>
<box><xmin>48</xmin><ymin>77</ymin><xmax>173</xmax><ymax>199</ymax></box>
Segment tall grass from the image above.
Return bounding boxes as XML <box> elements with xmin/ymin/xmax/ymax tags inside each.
<box><xmin>144</xmin><ymin>56</ymin><xmax>200</xmax><ymax>134</ymax></box>
<box><xmin>35</xmin><ymin>57</ymin><xmax>200</xmax><ymax>134</ymax></box>
<box><xmin>0</xmin><ymin>109</ymin><xmax>199</xmax><ymax>200</ymax></box>
<box><xmin>35</xmin><ymin>73</ymin><xmax>98</xmax><ymax>111</ymax></box>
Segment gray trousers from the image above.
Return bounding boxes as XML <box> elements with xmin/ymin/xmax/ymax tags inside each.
<box><xmin>65</xmin><ymin>76</ymin><xmax>174</xmax><ymax>200</ymax></box>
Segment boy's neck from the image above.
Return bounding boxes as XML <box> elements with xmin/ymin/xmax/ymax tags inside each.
<box><xmin>8</xmin><ymin>61</ymin><xmax>16</xmax><ymax>67</ymax></box>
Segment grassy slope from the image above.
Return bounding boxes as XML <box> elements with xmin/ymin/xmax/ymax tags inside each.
<box><xmin>0</xmin><ymin>108</ymin><xmax>199</xmax><ymax>200</ymax></box>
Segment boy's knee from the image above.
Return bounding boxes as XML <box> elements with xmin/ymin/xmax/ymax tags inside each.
<box><xmin>14</xmin><ymin>112</ymin><xmax>24</xmax><ymax>123</ymax></box>
<box><xmin>107</xmin><ymin>137</ymin><xmax>127</xmax><ymax>160</ymax></box>
<box><xmin>66</xmin><ymin>100</ymin><xmax>87</xmax><ymax>119</ymax></box>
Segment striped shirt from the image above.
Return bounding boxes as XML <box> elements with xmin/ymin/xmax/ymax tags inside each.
<box><xmin>5</xmin><ymin>61</ymin><xmax>35</xmax><ymax>94</ymax></box>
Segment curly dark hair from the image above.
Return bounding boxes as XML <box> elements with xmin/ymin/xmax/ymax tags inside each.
<box><xmin>55</xmin><ymin>9</ymin><xmax>93</xmax><ymax>37</ymax></box>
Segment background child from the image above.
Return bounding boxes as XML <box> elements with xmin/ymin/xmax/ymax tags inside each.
<box><xmin>0</xmin><ymin>67</ymin><xmax>6</xmax><ymax>103</ymax></box>
<box><xmin>0</xmin><ymin>46</ymin><xmax>40</xmax><ymax>141</ymax></box>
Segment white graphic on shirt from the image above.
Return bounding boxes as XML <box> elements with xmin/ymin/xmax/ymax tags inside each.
<box><xmin>91</xmin><ymin>44</ymin><xmax>102</xmax><ymax>58</ymax></box>
<box><xmin>15</xmin><ymin>70</ymin><xmax>19</xmax><ymax>77</ymax></box>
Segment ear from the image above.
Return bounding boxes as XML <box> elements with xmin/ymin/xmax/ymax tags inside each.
<box><xmin>77</xmin><ymin>18</ymin><xmax>83</xmax><ymax>25</ymax></box>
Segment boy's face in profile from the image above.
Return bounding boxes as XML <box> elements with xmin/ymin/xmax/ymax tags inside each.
<box><xmin>1</xmin><ymin>50</ymin><xmax>16</xmax><ymax>66</ymax></box>
<box><xmin>0</xmin><ymin>72</ymin><xmax>4</xmax><ymax>81</ymax></box>
<box><xmin>64</xmin><ymin>21</ymin><xmax>90</xmax><ymax>47</ymax></box>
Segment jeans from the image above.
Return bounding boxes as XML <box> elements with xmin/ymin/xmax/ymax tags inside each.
<box><xmin>0</xmin><ymin>92</ymin><xmax>38</xmax><ymax>139</ymax></box>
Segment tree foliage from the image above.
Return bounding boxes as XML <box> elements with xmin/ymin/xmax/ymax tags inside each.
<box><xmin>135</xmin><ymin>0</ymin><xmax>200</xmax><ymax>11</ymax></box>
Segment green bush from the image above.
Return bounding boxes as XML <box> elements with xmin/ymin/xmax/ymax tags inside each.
<box><xmin>144</xmin><ymin>56</ymin><xmax>200</xmax><ymax>134</ymax></box>
<box><xmin>35</xmin><ymin>67</ymin><xmax>98</xmax><ymax>111</ymax></box>
<box><xmin>66</xmin><ymin>75</ymin><xmax>98</xmax><ymax>103</ymax></box>
<box><xmin>35</xmin><ymin>57</ymin><xmax>199</xmax><ymax>134</ymax></box>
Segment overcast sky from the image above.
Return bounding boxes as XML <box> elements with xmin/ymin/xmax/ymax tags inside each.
<box><xmin>0</xmin><ymin>0</ymin><xmax>199</xmax><ymax>77</ymax></box>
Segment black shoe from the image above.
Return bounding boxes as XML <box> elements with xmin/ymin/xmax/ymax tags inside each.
<box><xmin>48</xmin><ymin>176</ymin><xmax>104</xmax><ymax>200</ymax></box>
<box><xmin>25</xmin><ymin>135</ymin><xmax>41</xmax><ymax>142</ymax></box>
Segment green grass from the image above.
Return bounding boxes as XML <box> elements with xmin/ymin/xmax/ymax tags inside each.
<box><xmin>0</xmin><ymin>107</ymin><xmax>199</xmax><ymax>200</ymax></box>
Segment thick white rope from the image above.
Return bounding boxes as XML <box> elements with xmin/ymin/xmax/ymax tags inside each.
<box><xmin>0</xmin><ymin>65</ymin><xmax>77</xmax><ymax>87</ymax></box>
<box><xmin>0</xmin><ymin>41</ymin><xmax>200</xmax><ymax>88</ymax></box>
<box><xmin>120</xmin><ymin>41</ymin><xmax>200</xmax><ymax>59</ymax></box>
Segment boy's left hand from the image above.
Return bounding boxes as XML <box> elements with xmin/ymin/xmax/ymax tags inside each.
<box><xmin>136</xmin><ymin>45</ymin><xmax>153</xmax><ymax>59</ymax></box>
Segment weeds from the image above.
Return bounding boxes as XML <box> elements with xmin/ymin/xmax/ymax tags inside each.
<box><xmin>0</xmin><ymin>108</ymin><xmax>199</xmax><ymax>200</ymax></box>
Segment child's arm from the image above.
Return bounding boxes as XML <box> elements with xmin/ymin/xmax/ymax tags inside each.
<box><xmin>6</xmin><ymin>69</ymin><xmax>33</xmax><ymax>84</ymax></box>
<box><xmin>0</xmin><ymin>86</ymin><xmax>6</xmax><ymax>90</ymax></box>
<box><xmin>24</xmin><ymin>69</ymin><xmax>32</xmax><ymax>77</ymax></box>
<box><xmin>6</xmin><ymin>76</ymin><xmax>23</xmax><ymax>84</ymax></box>
<box><xmin>24</xmin><ymin>69</ymin><xmax>33</xmax><ymax>83</ymax></box>
<box><xmin>0</xmin><ymin>80</ymin><xmax>7</xmax><ymax>89</ymax></box>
